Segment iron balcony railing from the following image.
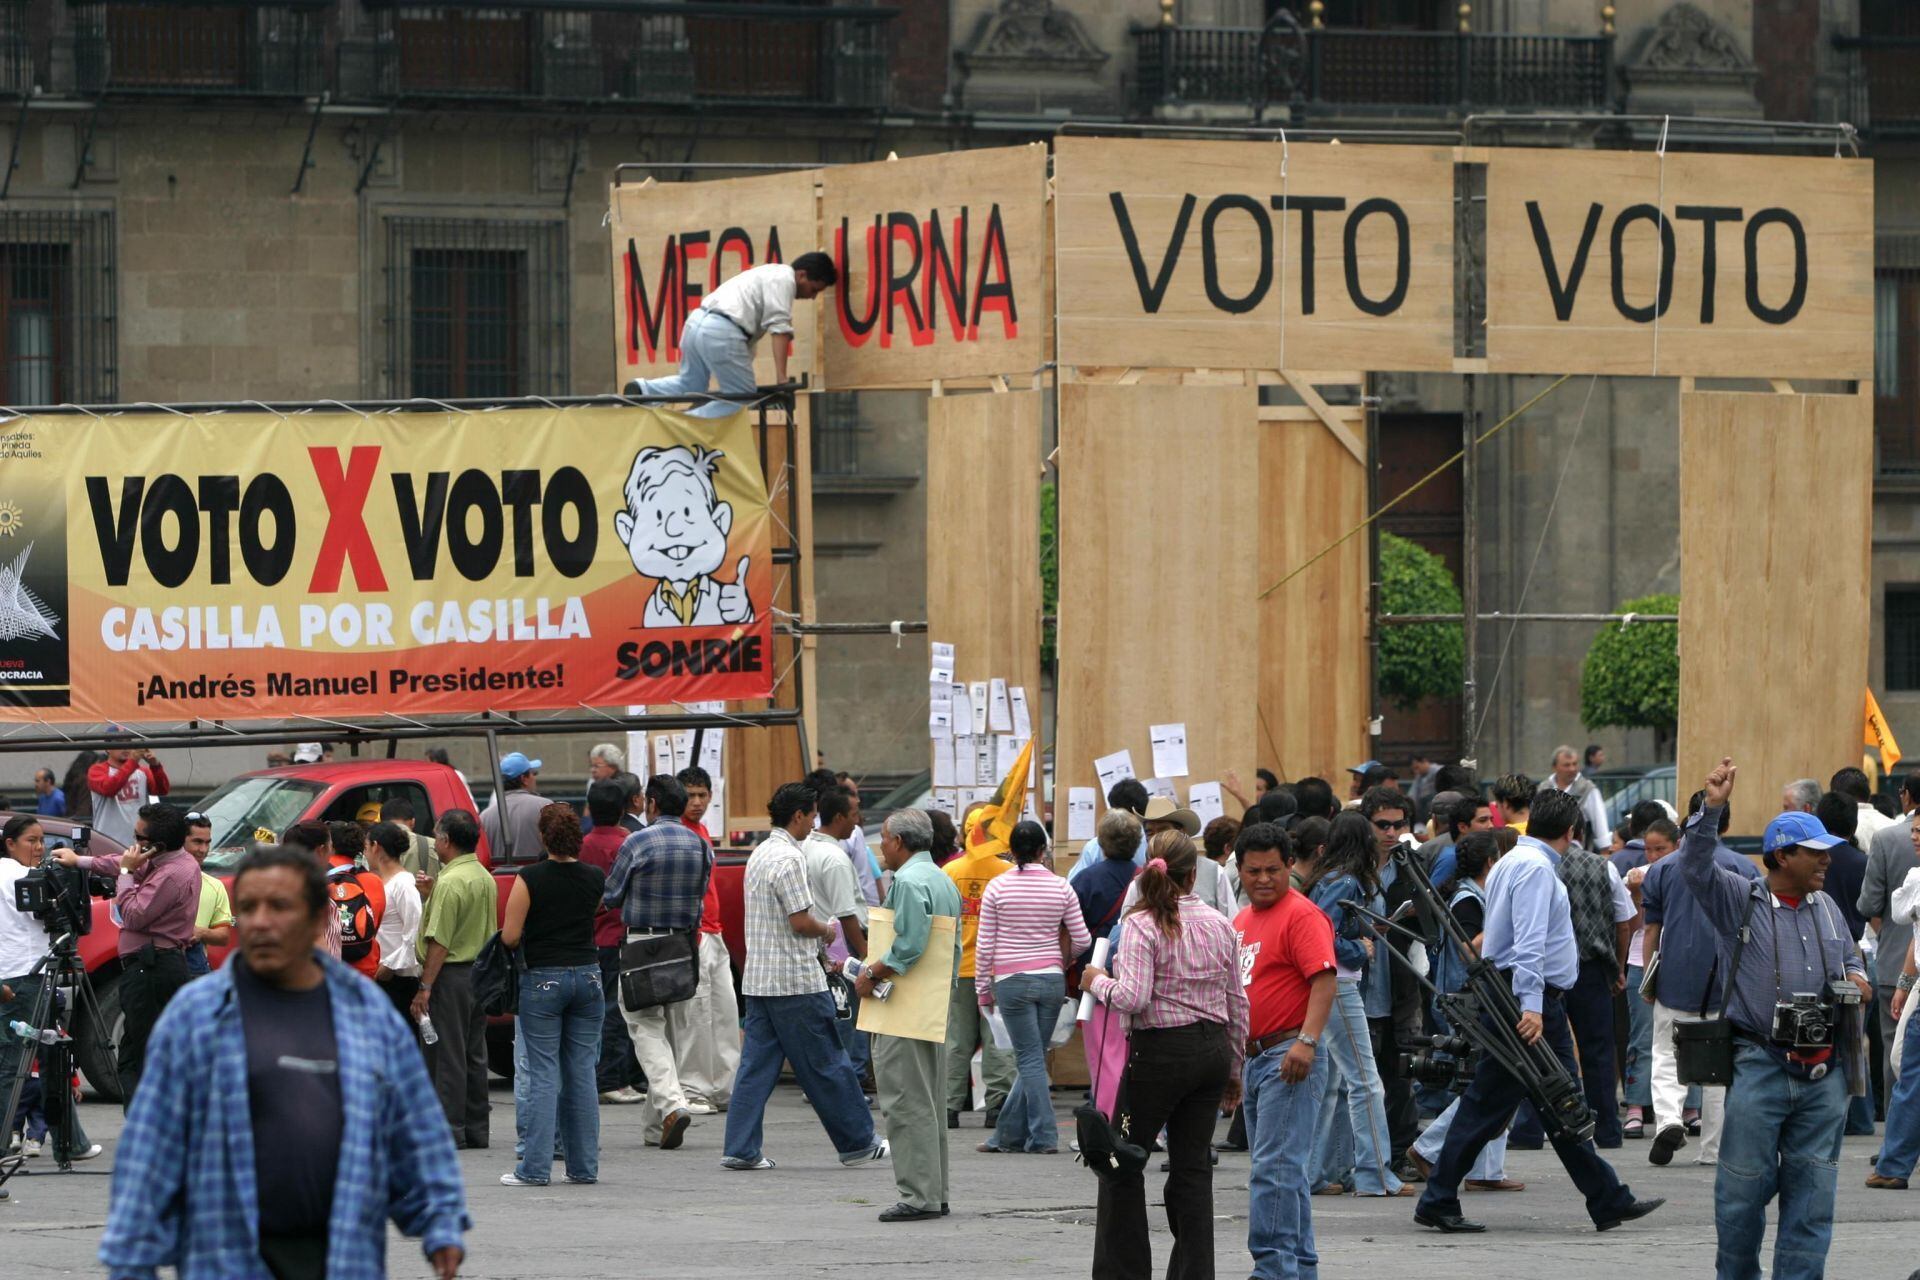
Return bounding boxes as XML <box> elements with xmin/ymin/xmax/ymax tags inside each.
<box><xmin>70</xmin><ymin>1</ymin><xmax>328</xmax><ymax>97</ymax></box>
<box><xmin>1836</xmin><ymin>0</ymin><xmax>1920</xmax><ymax>136</ymax></box>
<box><xmin>336</xmin><ymin>1</ymin><xmax>893</xmax><ymax>108</ymax></box>
<box><xmin>1131</xmin><ymin>26</ymin><xmax>1615</xmax><ymax>117</ymax></box>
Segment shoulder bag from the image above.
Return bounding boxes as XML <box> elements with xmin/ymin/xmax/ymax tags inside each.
<box><xmin>472</xmin><ymin>930</ymin><xmax>524</xmax><ymax>1017</ymax></box>
<box><xmin>618</xmin><ymin>929</ymin><xmax>700</xmax><ymax>1011</ymax></box>
<box><xmin>1674</xmin><ymin>889</ymin><xmax>1760</xmax><ymax>1087</ymax></box>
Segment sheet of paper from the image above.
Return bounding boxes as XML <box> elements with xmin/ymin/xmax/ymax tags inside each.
<box><xmin>1010</xmin><ymin>686</ymin><xmax>1032</xmax><ymax>739</ymax></box>
<box><xmin>706</xmin><ymin>778</ymin><xmax>727</xmax><ymax>842</ymax></box>
<box><xmin>950</xmin><ymin>683</ymin><xmax>971</xmax><ymax>730</ymax></box>
<box><xmin>932</xmin><ymin>737</ymin><xmax>958</xmax><ymax>787</ymax></box>
<box><xmin>1067</xmin><ymin>787</ymin><xmax>1097</xmax><ymax>841</ymax></box>
<box><xmin>975</xmin><ymin>738</ymin><xmax>994</xmax><ymax>787</ymax></box>
<box><xmin>929</xmin><ymin>702</ymin><xmax>953</xmax><ymax>739</ymax></box>
<box><xmin>988</xmin><ymin>678</ymin><xmax>1012</xmax><ymax>732</ymax></box>
<box><xmin>1144</xmin><ymin>777</ymin><xmax>1177</xmax><ymax>802</ymax></box>
<box><xmin>1094</xmin><ymin>749</ymin><xmax>1136</xmax><ymax>798</ymax></box>
<box><xmin>1188</xmin><ymin>781</ymin><xmax>1224</xmax><ymax>827</ymax></box>
<box><xmin>698</xmin><ymin>728</ymin><xmax>725</xmax><ymax>776</ymax></box>
<box><xmin>652</xmin><ymin>735</ymin><xmax>673</xmax><ymax>777</ymax></box>
<box><xmin>930</xmin><ymin>640</ymin><xmax>955</xmax><ymax>684</ymax></box>
<box><xmin>671</xmin><ymin>730</ymin><xmax>693</xmax><ymax>773</ymax></box>
<box><xmin>1150</xmin><ymin>723</ymin><xmax>1190</xmax><ymax>779</ymax></box>
<box><xmin>969</xmin><ymin>681</ymin><xmax>989</xmax><ymax>735</ymax></box>
<box><xmin>996</xmin><ymin>734</ymin><xmax>1028</xmax><ymax>779</ymax></box>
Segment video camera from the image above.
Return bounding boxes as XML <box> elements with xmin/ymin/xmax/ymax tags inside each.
<box><xmin>1400</xmin><ymin>1032</ymin><xmax>1476</xmax><ymax>1093</ymax></box>
<box><xmin>11</xmin><ymin>828</ymin><xmax>99</xmax><ymax>940</ymax></box>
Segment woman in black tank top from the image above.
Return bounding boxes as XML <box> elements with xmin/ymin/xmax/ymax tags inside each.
<box><xmin>499</xmin><ymin>805</ymin><xmax>606</xmax><ymax>1186</ymax></box>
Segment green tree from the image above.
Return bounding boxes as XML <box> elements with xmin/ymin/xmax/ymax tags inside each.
<box><xmin>1040</xmin><ymin>481</ymin><xmax>1058</xmax><ymax>665</ymax></box>
<box><xmin>1580</xmin><ymin>593</ymin><xmax>1679</xmax><ymax>744</ymax></box>
<box><xmin>1378</xmin><ymin>531</ymin><xmax>1464</xmax><ymax>711</ymax></box>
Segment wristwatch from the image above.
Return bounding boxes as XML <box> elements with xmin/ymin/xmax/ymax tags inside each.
<box><xmin>1297</xmin><ymin>1033</ymin><xmax>1319</xmax><ymax>1050</ymax></box>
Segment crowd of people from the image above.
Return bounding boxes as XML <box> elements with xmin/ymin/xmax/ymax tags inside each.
<box><xmin>1</xmin><ymin>735</ymin><xmax>1915</xmax><ymax>1279</ymax></box>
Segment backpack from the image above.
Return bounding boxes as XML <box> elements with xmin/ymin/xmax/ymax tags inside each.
<box><xmin>326</xmin><ymin>864</ymin><xmax>379</xmax><ymax>967</ymax></box>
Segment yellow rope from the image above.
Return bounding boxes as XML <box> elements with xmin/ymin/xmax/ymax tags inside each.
<box><xmin>1256</xmin><ymin>374</ymin><xmax>1573</xmax><ymax>602</ymax></box>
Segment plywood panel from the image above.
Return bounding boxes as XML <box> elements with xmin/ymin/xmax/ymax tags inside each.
<box><xmin>1678</xmin><ymin>391</ymin><xmax>1871</xmax><ymax>836</ymax></box>
<box><xmin>1486</xmin><ymin>150</ymin><xmax>1874</xmax><ymax>379</ymax></box>
<box><xmin>821</xmin><ymin>145</ymin><xmax>1047</xmax><ymax>389</ymax></box>
<box><xmin>1260</xmin><ymin>397</ymin><xmax>1371</xmax><ymax>782</ymax></box>
<box><xmin>927</xmin><ymin>387</ymin><xmax>1045</xmax><ymax>731</ymax></box>
<box><xmin>1053</xmin><ymin>383</ymin><xmax>1260</xmax><ymax>849</ymax></box>
<box><xmin>1054</xmin><ymin>137</ymin><xmax>1455</xmax><ymax>373</ymax></box>
<box><xmin>608</xmin><ymin>170</ymin><xmax>821</xmax><ymax>389</ymax></box>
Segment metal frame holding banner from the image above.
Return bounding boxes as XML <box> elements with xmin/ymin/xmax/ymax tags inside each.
<box><xmin>0</xmin><ymin>393</ymin><xmax>807</xmax><ymax>728</ymax></box>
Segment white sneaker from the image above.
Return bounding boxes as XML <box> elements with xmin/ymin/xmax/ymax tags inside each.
<box><xmin>21</xmin><ymin>1137</ymin><xmax>41</xmax><ymax>1158</ymax></box>
<box><xmin>840</xmin><ymin>1138</ymin><xmax>890</xmax><ymax>1166</ymax></box>
<box><xmin>5</xmin><ymin>1132</ymin><xmax>18</xmax><ymax>1154</ymax></box>
<box><xmin>720</xmin><ymin>1155</ymin><xmax>776</xmax><ymax>1171</ymax></box>
<box><xmin>685</xmin><ymin>1099</ymin><xmax>717</xmax><ymax>1116</ymax></box>
<box><xmin>600</xmin><ymin>1087</ymin><xmax>644</xmax><ymax>1105</ymax></box>
<box><xmin>70</xmin><ymin>1144</ymin><xmax>103</xmax><ymax>1162</ymax></box>
<box><xmin>499</xmin><ymin>1171</ymin><xmax>546</xmax><ymax>1186</ymax></box>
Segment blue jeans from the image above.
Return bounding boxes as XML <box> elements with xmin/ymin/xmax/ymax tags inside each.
<box><xmin>1310</xmin><ymin>979</ymin><xmax>1401</xmax><ymax>1195</ymax></box>
<box><xmin>1876</xmin><ymin>1011</ymin><xmax>1920</xmax><ymax>1179</ymax></box>
<box><xmin>635</xmin><ymin>308</ymin><xmax>757</xmax><ymax>418</ymax></box>
<box><xmin>1623</xmin><ymin>967</ymin><xmax>1654</xmax><ymax>1108</ymax></box>
<box><xmin>991</xmin><ymin>972</ymin><xmax>1064</xmax><ymax>1152</ymax></box>
<box><xmin>836</xmin><ymin>982</ymin><xmax>870</xmax><ymax>1079</ymax></box>
<box><xmin>724</xmin><ymin>992</ymin><xmax>877</xmax><ymax>1161</ymax></box>
<box><xmin>1245</xmin><ymin>1039</ymin><xmax>1327</xmax><ymax>1280</ymax></box>
<box><xmin>514</xmin><ymin>964</ymin><xmax>604</xmax><ymax>1184</ymax></box>
<box><xmin>1713</xmin><ymin>1042</ymin><xmax>1846</xmax><ymax>1280</ymax></box>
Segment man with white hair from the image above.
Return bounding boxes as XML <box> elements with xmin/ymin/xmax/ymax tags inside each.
<box><xmin>1538</xmin><ymin>745</ymin><xmax>1610</xmax><ymax>849</ymax></box>
<box><xmin>582</xmin><ymin>744</ymin><xmax>625</xmax><ymax>834</ymax></box>
<box><xmin>857</xmin><ymin>808</ymin><xmax>963</xmax><ymax>1222</ymax></box>
<box><xmin>1782</xmin><ymin>779</ymin><xmax>1821</xmax><ymax>813</ymax></box>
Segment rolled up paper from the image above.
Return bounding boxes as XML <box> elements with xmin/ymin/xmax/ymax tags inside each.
<box><xmin>1076</xmin><ymin>936</ymin><xmax>1111</xmax><ymax>1022</ymax></box>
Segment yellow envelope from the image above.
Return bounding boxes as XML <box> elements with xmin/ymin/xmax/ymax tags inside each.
<box><xmin>856</xmin><ymin>907</ymin><xmax>959</xmax><ymax>1044</ymax></box>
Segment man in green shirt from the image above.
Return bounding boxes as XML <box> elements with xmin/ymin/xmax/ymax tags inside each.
<box><xmin>409</xmin><ymin>809</ymin><xmax>497</xmax><ymax>1149</ymax></box>
<box><xmin>185</xmin><ymin>813</ymin><xmax>233</xmax><ymax>977</ymax></box>
<box><xmin>855</xmin><ymin>808</ymin><xmax>963</xmax><ymax>1222</ymax></box>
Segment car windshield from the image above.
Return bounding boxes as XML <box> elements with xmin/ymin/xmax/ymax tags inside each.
<box><xmin>196</xmin><ymin>776</ymin><xmax>326</xmax><ymax>870</ymax></box>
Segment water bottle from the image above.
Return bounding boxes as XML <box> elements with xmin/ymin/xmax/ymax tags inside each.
<box><xmin>8</xmin><ymin>1020</ymin><xmax>58</xmax><ymax>1045</ymax></box>
<box><xmin>416</xmin><ymin>1013</ymin><xmax>439</xmax><ymax>1046</ymax></box>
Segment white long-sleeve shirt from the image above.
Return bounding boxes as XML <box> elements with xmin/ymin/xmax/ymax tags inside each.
<box><xmin>702</xmin><ymin>263</ymin><xmax>795</xmax><ymax>343</ymax></box>
<box><xmin>377</xmin><ymin>869</ymin><xmax>424</xmax><ymax>978</ymax></box>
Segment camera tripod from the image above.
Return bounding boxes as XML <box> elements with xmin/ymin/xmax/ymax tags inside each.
<box><xmin>0</xmin><ymin>931</ymin><xmax>116</xmax><ymax>1189</ymax></box>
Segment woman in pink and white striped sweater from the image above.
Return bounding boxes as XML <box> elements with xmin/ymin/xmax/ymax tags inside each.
<box><xmin>975</xmin><ymin>820</ymin><xmax>1091</xmax><ymax>1154</ymax></box>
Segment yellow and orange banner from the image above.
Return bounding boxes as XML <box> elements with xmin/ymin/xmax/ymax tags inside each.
<box><xmin>1866</xmin><ymin>687</ymin><xmax>1903</xmax><ymax>773</ymax></box>
<box><xmin>0</xmin><ymin>405</ymin><xmax>774</xmax><ymax>722</ymax></box>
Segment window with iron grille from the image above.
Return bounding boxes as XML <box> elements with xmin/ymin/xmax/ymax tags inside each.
<box><xmin>383</xmin><ymin>217</ymin><xmax>567</xmax><ymax>399</ymax></box>
<box><xmin>1876</xmin><ymin>262</ymin><xmax>1920</xmax><ymax>472</ymax></box>
<box><xmin>812</xmin><ymin>391</ymin><xmax>860</xmax><ymax>476</ymax></box>
<box><xmin>0</xmin><ymin>210</ymin><xmax>116</xmax><ymax>405</ymax></box>
<box><xmin>1888</xmin><ymin>587</ymin><xmax>1920</xmax><ymax>691</ymax></box>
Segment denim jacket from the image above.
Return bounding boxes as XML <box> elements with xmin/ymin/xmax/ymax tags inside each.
<box><xmin>1309</xmin><ymin>872</ymin><xmax>1374</xmax><ymax>975</ymax></box>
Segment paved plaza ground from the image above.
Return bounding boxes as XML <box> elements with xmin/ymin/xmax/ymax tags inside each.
<box><xmin>7</xmin><ymin>1083</ymin><xmax>1920</xmax><ymax>1278</ymax></box>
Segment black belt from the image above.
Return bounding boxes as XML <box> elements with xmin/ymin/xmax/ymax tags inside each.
<box><xmin>1497</xmin><ymin>969</ymin><xmax>1567</xmax><ymax>1001</ymax></box>
<box><xmin>700</xmin><ymin>307</ymin><xmax>755</xmax><ymax>342</ymax></box>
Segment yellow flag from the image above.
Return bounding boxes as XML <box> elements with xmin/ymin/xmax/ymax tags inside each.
<box><xmin>981</xmin><ymin>738</ymin><xmax>1036</xmax><ymax>848</ymax></box>
<box><xmin>1865</xmin><ymin>687</ymin><xmax>1903</xmax><ymax>772</ymax></box>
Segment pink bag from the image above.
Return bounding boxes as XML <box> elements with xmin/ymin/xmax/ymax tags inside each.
<box><xmin>1083</xmin><ymin>998</ymin><xmax>1131</xmax><ymax>1118</ymax></box>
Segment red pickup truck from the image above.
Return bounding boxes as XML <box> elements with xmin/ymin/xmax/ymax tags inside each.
<box><xmin>5</xmin><ymin>759</ymin><xmax>750</xmax><ymax>1099</ymax></box>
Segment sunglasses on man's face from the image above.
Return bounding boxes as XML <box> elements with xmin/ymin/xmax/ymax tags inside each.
<box><xmin>1372</xmin><ymin>818</ymin><xmax>1409</xmax><ymax>832</ymax></box>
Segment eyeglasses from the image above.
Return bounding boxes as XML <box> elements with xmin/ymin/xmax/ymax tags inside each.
<box><xmin>1372</xmin><ymin>818</ymin><xmax>1409</xmax><ymax>832</ymax></box>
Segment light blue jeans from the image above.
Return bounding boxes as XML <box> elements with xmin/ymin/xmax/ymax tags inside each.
<box><xmin>1413</xmin><ymin>1094</ymin><xmax>1506</xmax><ymax>1180</ymax></box>
<box><xmin>1245</xmin><ymin>1039</ymin><xmax>1328</xmax><ymax>1279</ymax></box>
<box><xmin>514</xmin><ymin>964</ymin><xmax>604</xmax><ymax>1184</ymax></box>
<box><xmin>1713</xmin><ymin>1042</ymin><xmax>1846</xmax><ymax>1280</ymax></box>
<box><xmin>1310</xmin><ymin>978</ymin><xmax>1403</xmax><ymax>1195</ymax></box>
<box><xmin>635</xmin><ymin>308</ymin><xmax>757</xmax><ymax>417</ymax></box>
<box><xmin>991</xmin><ymin>971</ymin><xmax>1065</xmax><ymax>1152</ymax></box>
<box><xmin>1623</xmin><ymin>966</ymin><xmax>1654</xmax><ymax>1108</ymax></box>
<box><xmin>1871</xmin><ymin>1010</ymin><xmax>1920</xmax><ymax>1179</ymax></box>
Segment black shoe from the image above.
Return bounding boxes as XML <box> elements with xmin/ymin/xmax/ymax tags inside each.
<box><xmin>947</xmin><ymin>1110</ymin><xmax>960</xmax><ymax>1130</ymax></box>
<box><xmin>1159</xmin><ymin>1152</ymin><xmax>1221</xmax><ymax>1172</ymax></box>
<box><xmin>1649</xmin><ymin>1124</ymin><xmax>1686</xmax><ymax>1167</ymax></box>
<box><xmin>1594</xmin><ymin>1197</ymin><xmax>1666</xmax><ymax>1232</ymax></box>
<box><xmin>878</xmin><ymin>1202</ymin><xmax>943</xmax><ymax>1223</ymax></box>
<box><xmin>941</xmin><ymin>1203</ymin><xmax>950</xmax><ymax>1216</ymax></box>
<box><xmin>1414</xmin><ymin>1209</ymin><xmax>1487</xmax><ymax>1233</ymax></box>
<box><xmin>983</xmin><ymin>1108</ymin><xmax>1001</xmax><ymax>1128</ymax></box>
<box><xmin>1214</xmin><ymin>1141</ymin><xmax>1248</xmax><ymax>1153</ymax></box>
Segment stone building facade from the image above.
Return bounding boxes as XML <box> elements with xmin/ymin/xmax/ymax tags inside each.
<box><xmin>0</xmin><ymin>0</ymin><xmax>1910</xmax><ymax>798</ymax></box>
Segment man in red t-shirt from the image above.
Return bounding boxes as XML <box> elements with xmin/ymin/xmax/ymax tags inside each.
<box><xmin>1234</xmin><ymin>821</ymin><xmax>1337</xmax><ymax>1280</ymax></box>
<box><xmin>581</xmin><ymin>780</ymin><xmax>646</xmax><ymax>1104</ymax></box>
<box><xmin>672</xmin><ymin>766</ymin><xmax>739</xmax><ymax>1113</ymax></box>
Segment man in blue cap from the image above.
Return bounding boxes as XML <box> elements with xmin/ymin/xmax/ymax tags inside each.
<box><xmin>481</xmin><ymin>751</ymin><xmax>554</xmax><ymax>860</ymax></box>
<box><xmin>1676</xmin><ymin>758</ymin><xmax>1872</xmax><ymax>1280</ymax></box>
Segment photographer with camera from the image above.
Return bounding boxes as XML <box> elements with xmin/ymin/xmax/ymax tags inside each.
<box><xmin>1</xmin><ymin>816</ymin><xmax>101</xmax><ymax>1171</ymax></box>
<box><xmin>54</xmin><ymin>802</ymin><xmax>199</xmax><ymax>1107</ymax></box>
<box><xmin>1678</xmin><ymin>759</ymin><xmax>1872</xmax><ymax>1280</ymax></box>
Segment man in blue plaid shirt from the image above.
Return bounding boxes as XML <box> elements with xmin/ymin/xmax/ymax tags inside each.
<box><xmin>101</xmin><ymin>844</ymin><xmax>468</xmax><ymax>1280</ymax></box>
<box><xmin>603</xmin><ymin>773</ymin><xmax>713</xmax><ymax>1151</ymax></box>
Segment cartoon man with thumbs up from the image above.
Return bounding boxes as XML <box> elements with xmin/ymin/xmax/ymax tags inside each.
<box><xmin>616</xmin><ymin>443</ymin><xmax>757</xmax><ymax>628</ymax></box>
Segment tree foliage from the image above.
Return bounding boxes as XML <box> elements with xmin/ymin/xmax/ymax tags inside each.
<box><xmin>1378</xmin><ymin>532</ymin><xmax>1464</xmax><ymax>711</ymax></box>
<box><xmin>1580</xmin><ymin>593</ymin><xmax>1680</xmax><ymax>733</ymax></box>
<box><xmin>1040</xmin><ymin>481</ymin><xmax>1058</xmax><ymax>665</ymax></box>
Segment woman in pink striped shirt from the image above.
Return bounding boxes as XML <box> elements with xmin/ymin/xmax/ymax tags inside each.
<box><xmin>1081</xmin><ymin>829</ymin><xmax>1249</xmax><ymax>1280</ymax></box>
<box><xmin>975</xmin><ymin>820</ymin><xmax>1091</xmax><ymax>1155</ymax></box>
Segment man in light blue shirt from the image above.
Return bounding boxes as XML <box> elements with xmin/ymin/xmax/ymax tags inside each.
<box><xmin>1414</xmin><ymin>788</ymin><xmax>1660</xmax><ymax>1236</ymax></box>
<box><xmin>1067</xmin><ymin>780</ymin><xmax>1151</xmax><ymax>883</ymax></box>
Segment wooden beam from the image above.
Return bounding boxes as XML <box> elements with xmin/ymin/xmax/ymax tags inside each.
<box><xmin>1280</xmin><ymin>370</ymin><xmax>1367</xmax><ymax>467</ymax></box>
